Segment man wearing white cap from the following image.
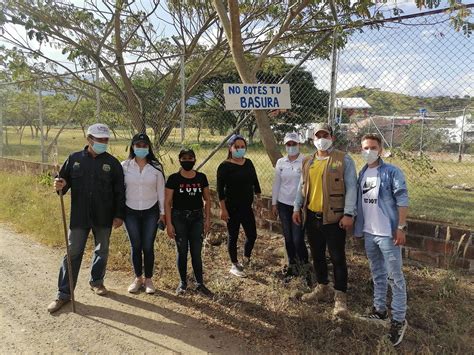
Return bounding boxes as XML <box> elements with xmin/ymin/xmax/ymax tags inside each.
<box><xmin>48</xmin><ymin>123</ymin><xmax>126</xmax><ymax>313</ymax></box>
<box><xmin>271</xmin><ymin>132</ymin><xmax>309</xmax><ymax>279</ymax></box>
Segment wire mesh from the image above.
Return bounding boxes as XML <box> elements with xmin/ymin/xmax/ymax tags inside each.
<box><xmin>0</xmin><ymin>10</ymin><xmax>472</xmax><ymax>226</ymax></box>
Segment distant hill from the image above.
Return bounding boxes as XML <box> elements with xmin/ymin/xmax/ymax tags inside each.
<box><xmin>337</xmin><ymin>86</ymin><xmax>471</xmax><ymax>116</ymax></box>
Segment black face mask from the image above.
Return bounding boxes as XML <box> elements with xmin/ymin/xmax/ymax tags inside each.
<box><xmin>180</xmin><ymin>161</ymin><xmax>195</xmax><ymax>171</ymax></box>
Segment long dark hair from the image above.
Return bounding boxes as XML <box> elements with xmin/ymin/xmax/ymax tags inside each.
<box><xmin>128</xmin><ymin>143</ymin><xmax>165</xmax><ymax>177</ymax></box>
<box><xmin>227</xmin><ymin>135</ymin><xmax>247</xmax><ymax>159</ymax></box>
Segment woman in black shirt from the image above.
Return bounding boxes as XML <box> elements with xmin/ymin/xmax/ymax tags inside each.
<box><xmin>217</xmin><ymin>134</ymin><xmax>261</xmax><ymax>278</ymax></box>
<box><xmin>165</xmin><ymin>149</ymin><xmax>212</xmax><ymax>296</ymax></box>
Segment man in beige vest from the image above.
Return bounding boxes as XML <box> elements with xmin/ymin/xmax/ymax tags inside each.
<box><xmin>293</xmin><ymin>123</ymin><xmax>357</xmax><ymax>317</ymax></box>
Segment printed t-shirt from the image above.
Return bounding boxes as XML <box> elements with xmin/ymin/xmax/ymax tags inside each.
<box><xmin>361</xmin><ymin>167</ymin><xmax>392</xmax><ymax>237</ymax></box>
<box><xmin>166</xmin><ymin>172</ymin><xmax>209</xmax><ymax>210</ymax></box>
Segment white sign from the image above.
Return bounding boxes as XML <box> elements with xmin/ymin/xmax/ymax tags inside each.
<box><xmin>223</xmin><ymin>83</ymin><xmax>291</xmax><ymax>111</ymax></box>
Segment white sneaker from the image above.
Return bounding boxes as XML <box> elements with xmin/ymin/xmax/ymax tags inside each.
<box><xmin>229</xmin><ymin>264</ymin><xmax>247</xmax><ymax>278</ymax></box>
<box><xmin>127</xmin><ymin>277</ymin><xmax>143</xmax><ymax>293</ymax></box>
<box><xmin>144</xmin><ymin>278</ymin><xmax>155</xmax><ymax>294</ymax></box>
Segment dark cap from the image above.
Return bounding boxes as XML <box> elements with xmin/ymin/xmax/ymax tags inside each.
<box><xmin>131</xmin><ymin>133</ymin><xmax>151</xmax><ymax>145</ymax></box>
<box><xmin>313</xmin><ymin>122</ymin><xmax>333</xmax><ymax>135</ymax></box>
<box><xmin>179</xmin><ymin>148</ymin><xmax>196</xmax><ymax>159</ymax></box>
<box><xmin>227</xmin><ymin>134</ymin><xmax>247</xmax><ymax>146</ymax></box>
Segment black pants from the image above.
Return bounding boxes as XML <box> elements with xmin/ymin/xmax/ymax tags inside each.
<box><xmin>306</xmin><ymin>210</ymin><xmax>347</xmax><ymax>292</ymax></box>
<box><xmin>227</xmin><ymin>204</ymin><xmax>257</xmax><ymax>263</ymax></box>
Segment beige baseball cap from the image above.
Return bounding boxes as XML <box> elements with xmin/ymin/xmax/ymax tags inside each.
<box><xmin>313</xmin><ymin>122</ymin><xmax>333</xmax><ymax>135</ymax></box>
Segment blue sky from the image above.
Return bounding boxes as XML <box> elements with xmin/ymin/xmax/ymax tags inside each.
<box><xmin>1</xmin><ymin>1</ymin><xmax>472</xmax><ymax>97</ymax></box>
<box><xmin>304</xmin><ymin>0</ymin><xmax>474</xmax><ymax>97</ymax></box>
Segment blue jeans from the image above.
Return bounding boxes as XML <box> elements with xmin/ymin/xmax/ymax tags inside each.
<box><xmin>172</xmin><ymin>209</ymin><xmax>204</xmax><ymax>287</ymax></box>
<box><xmin>277</xmin><ymin>202</ymin><xmax>308</xmax><ymax>265</ymax></box>
<box><xmin>124</xmin><ymin>205</ymin><xmax>159</xmax><ymax>278</ymax></box>
<box><xmin>57</xmin><ymin>226</ymin><xmax>112</xmax><ymax>300</ymax></box>
<box><xmin>364</xmin><ymin>232</ymin><xmax>407</xmax><ymax>322</ymax></box>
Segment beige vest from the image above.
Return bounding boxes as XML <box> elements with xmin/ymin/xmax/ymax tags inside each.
<box><xmin>300</xmin><ymin>149</ymin><xmax>346</xmax><ymax>225</ymax></box>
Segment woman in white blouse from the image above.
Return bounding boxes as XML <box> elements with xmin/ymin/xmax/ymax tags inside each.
<box><xmin>122</xmin><ymin>133</ymin><xmax>165</xmax><ymax>294</ymax></box>
<box><xmin>271</xmin><ymin>132</ymin><xmax>309</xmax><ymax>278</ymax></box>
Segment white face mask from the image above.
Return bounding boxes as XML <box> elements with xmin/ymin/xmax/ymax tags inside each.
<box><xmin>361</xmin><ymin>149</ymin><xmax>380</xmax><ymax>164</ymax></box>
<box><xmin>314</xmin><ymin>137</ymin><xmax>332</xmax><ymax>151</ymax></box>
<box><xmin>285</xmin><ymin>145</ymin><xmax>299</xmax><ymax>156</ymax></box>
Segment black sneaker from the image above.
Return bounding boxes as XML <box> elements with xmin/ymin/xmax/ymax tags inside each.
<box><xmin>196</xmin><ymin>284</ymin><xmax>214</xmax><ymax>297</ymax></box>
<box><xmin>363</xmin><ymin>307</ymin><xmax>388</xmax><ymax>322</ymax></box>
<box><xmin>388</xmin><ymin>319</ymin><xmax>408</xmax><ymax>346</ymax></box>
<box><xmin>176</xmin><ymin>283</ymin><xmax>187</xmax><ymax>295</ymax></box>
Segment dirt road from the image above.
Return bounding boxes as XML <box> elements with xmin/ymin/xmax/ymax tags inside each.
<box><xmin>0</xmin><ymin>224</ymin><xmax>251</xmax><ymax>354</ymax></box>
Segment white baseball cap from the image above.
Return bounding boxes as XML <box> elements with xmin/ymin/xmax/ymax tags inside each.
<box><xmin>283</xmin><ymin>132</ymin><xmax>300</xmax><ymax>144</ymax></box>
<box><xmin>87</xmin><ymin>123</ymin><xmax>110</xmax><ymax>139</ymax></box>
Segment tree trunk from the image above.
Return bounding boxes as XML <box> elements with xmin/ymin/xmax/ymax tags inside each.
<box><xmin>30</xmin><ymin>125</ymin><xmax>34</xmax><ymax>139</ymax></box>
<box><xmin>197</xmin><ymin>116</ymin><xmax>203</xmax><ymax>143</ymax></box>
<box><xmin>19</xmin><ymin>126</ymin><xmax>25</xmax><ymax>145</ymax></box>
<box><xmin>213</xmin><ymin>0</ymin><xmax>282</xmax><ymax>166</ymax></box>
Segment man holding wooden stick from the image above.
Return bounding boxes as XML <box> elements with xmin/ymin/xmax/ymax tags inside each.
<box><xmin>48</xmin><ymin>123</ymin><xmax>126</xmax><ymax>313</ymax></box>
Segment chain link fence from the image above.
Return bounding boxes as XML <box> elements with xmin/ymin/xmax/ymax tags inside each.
<box><xmin>0</xmin><ymin>10</ymin><xmax>472</xmax><ymax>226</ymax></box>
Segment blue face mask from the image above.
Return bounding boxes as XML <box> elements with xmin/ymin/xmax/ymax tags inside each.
<box><xmin>286</xmin><ymin>145</ymin><xmax>299</xmax><ymax>156</ymax></box>
<box><xmin>92</xmin><ymin>141</ymin><xmax>108</xmax><ymax>155</ymax></box>
<box><xmin>232</xmin><ymin>148</ymin><xmax>246</xmax><ymax>159</ymax></box>
<box><xmin>134</xmin><ymin>147</ymin><xmax>149</xmax><ymax>159</ymax></box>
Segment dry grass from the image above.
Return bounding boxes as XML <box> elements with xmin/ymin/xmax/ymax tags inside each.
<box><xmin>0</xmin><ymin>171</ymin><xmax>473</xmax><ymax>353</ymax></box>
<box><xmin>3</xmin><ymin>126</ymin><xmax>473</xmax><ymax>226</ymax></box>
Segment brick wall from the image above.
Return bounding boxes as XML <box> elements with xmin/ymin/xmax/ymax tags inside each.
<box><xmin>1</xmin><ymin>157</ymin><xmax>473</xmax><ymax>271</ymax></box>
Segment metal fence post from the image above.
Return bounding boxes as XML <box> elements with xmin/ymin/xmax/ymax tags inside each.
<box><xmin>180</xmin><ymin>48</ymin><xmax>185</xmax><ymax>146</ymax></box>
<box><xmin>457</xmin><ymin>106</ymin><xmax>468</xmax><ymax>163</ymax></box>
<box><xmin>96</xmin><ymin>64</ymin><xmax>101</xmax><ymax>120</ymax></box>
<box><xmin>38</xmin><ymin>81</ymin><xmax>46</xmax><ymax>163</ymax></box>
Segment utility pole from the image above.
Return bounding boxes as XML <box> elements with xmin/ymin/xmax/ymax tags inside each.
<box><xmin>172</xmin><ymin>34</ymin><xmax>186</xmax><ymax>146</ymax></box>
<box><xmin>327</xmin><ymin>0</ymin><xmax>339</xmax><ymax>127</ymax></box>
<box><xmin>180</xmin><ymin>45</ymin><xmax>185</xmax><ymax>145</ymax></box>
<box><xmin>96</xmin><ymin>64</ymin><xmax>101</xmax><ymax>120</ymax></box>
<box><xmin>38</xmin><ymin>81</ymin><xmax>46</xmax><ymax>163</ymax></box>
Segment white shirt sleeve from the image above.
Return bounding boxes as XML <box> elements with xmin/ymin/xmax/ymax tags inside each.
<box><xmin>157</xmin><ymin>170</ymin><xmax>165</xmax><ymax>215</ymax></box>
<box><xmin>271</xmin><ymin>158</ymin><xmax>282</xmax><ymax>206</ymax></box>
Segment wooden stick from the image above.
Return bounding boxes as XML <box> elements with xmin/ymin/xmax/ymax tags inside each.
<box><xmin>59</xmin><ymin>189</ymin><xmax>76</xmax><ymax>313</ymax></box>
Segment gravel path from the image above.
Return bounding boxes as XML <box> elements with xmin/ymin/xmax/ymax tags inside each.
<box><xmin>0</xmin><ymin>224</ymin><xmax>251</xmax><ymax>354</ymax></box>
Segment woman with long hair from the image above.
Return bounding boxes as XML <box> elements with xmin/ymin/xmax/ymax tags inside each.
<box><xmin>122</xmin><ymin>133</ymin><xmax>165</xmax><ymax>294</ymax></box>
<box><xmin>164</xmin><ymin>148</ymin><xmax>212</xmax><ymax>296</ymax></box>
<box><xmin>217</xmin><ymin>134</ymin><xmax>261</xmax><ymax>278</ymax></box>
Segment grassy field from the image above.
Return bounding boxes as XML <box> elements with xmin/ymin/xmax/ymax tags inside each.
<box><xmin>0</xmin><ymin>170</ymin><xmax>472</xmax><ymax>353</ymax></box>
<box><xmin>2</xmin><ymin>126</ymin><xmax>473</xmax><ymax>226</ymax></box>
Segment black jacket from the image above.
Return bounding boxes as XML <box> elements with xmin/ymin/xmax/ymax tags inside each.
<box><xmin>58</xmin><ymin>146</ymin><xmax>126</xmax><ymax>228</ymax></box>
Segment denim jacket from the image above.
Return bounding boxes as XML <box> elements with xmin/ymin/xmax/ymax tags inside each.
<box><xmin>354</xmin><ymin>159</ymin><xmax>409</xmax><ymax>237</ymax></box>
<box><xmin>293</xmin><ymin>150</ymin><xmax>358</xmax><ymax>217</ymax></box>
